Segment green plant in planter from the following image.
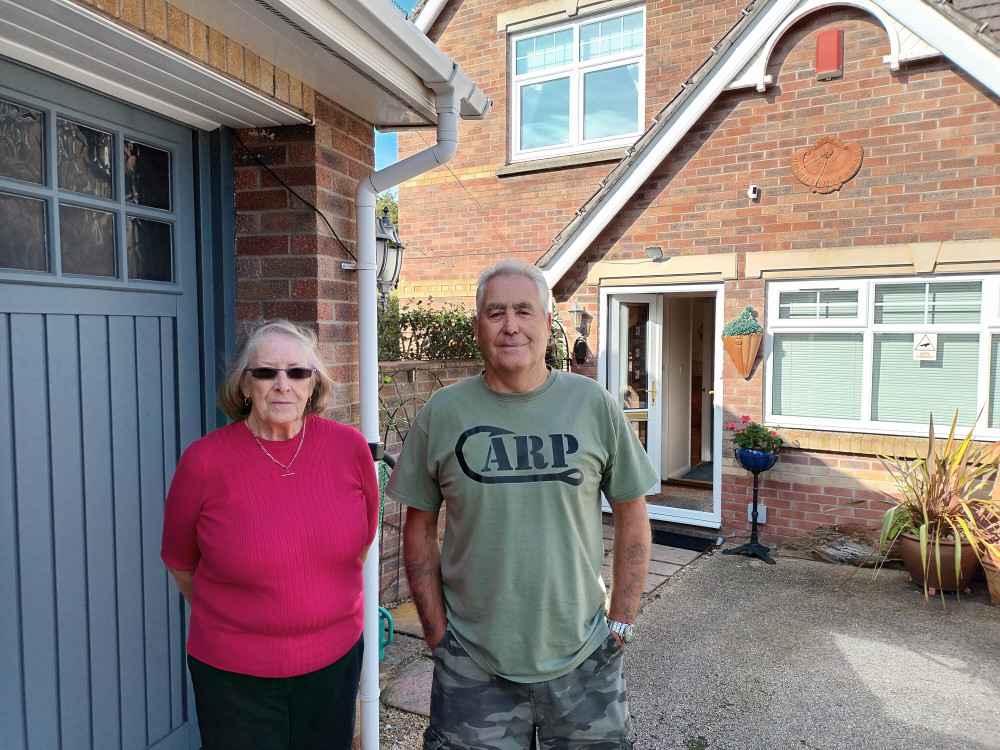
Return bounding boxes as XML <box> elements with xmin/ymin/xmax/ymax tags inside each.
<box><xmin>722</xmin><ymin>305</ymin><xmax>762</xmax><ymax>336</ymax></box>
<box><xmin>859</xmin><ymin>411</ymin><xmax>1000</xmax><ymax>601</ymax></box>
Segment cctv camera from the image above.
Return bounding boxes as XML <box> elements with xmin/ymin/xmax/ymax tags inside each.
<box><xmin>747</xmin><ymin>185</ymin><xmax>761</xmax><ymax>200</ymax></box>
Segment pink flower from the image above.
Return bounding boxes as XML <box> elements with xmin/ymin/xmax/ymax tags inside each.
<box><xmin>771</xmin><ymin>431</ymin><xmax>778</xmax><ymax>437</ymax></box>
<box><xmin>741</xmin><ymin>415</ymin><xmax>751</xmax><ymax>423</ymax></box>
<box><xmin>736</xmin><ymin>429</ymin><xmax>744</xmax><ymax>435</ymax></box>
<box><xmin>728</xmin><ymin>422</ymin><xmax>737</xmax><ymax>430</ymax></box>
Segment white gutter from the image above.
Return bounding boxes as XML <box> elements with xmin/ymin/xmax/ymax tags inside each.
<box><xmin>413</xmin><ymin>0</ymin><xmax>449</xmax><ymax>33</ymax></box>
<box><xmin>355</xmin><ymin>61</ymin><xmax>488</xmax><ymax>748</ymax></box>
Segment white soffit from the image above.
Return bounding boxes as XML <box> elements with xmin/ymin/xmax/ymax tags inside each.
<box><xmin>0</xmin><ymin>0</ymin><xmax>309</xmax><ymax>130</ymax></box>
<box><xmin>168</xmin><ymin>0</ymin><xmax>439</xmax><ymax>127</ymax></box>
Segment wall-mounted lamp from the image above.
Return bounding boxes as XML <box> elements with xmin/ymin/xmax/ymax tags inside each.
<box><xmin>573</xmin><ymin>338</ymin><xmax>589</xmax><ymax>365</ymax></box>
<box><xmin>375</xmin><ymin>207</ymin><xmax>404</xmax><ymax>310</ymax></box>
<box><xmin>567</xmin><ymin>300</ymin><xmax>585</xmax><ymax>335</ymax></box>
<box><xmin>645</xmin><ymin>245</ymin><xmax>667</xmax><ymax>262</ymax></box>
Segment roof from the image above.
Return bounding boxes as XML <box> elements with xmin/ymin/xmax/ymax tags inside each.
<box><xmin>536</xmin><ymin>0</ymin><xmax>1000</xmax><ymax>286</ymax></box>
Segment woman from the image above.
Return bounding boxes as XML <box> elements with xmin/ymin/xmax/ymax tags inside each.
<box><xmin>161</xmin><ymin>320</ymin><xmax>379</xmax><ymax>750</ymax></box>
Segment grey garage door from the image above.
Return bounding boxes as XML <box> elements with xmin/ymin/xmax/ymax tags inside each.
<box><xmin>0</xmin><ymin>59</ymin><xmax>202</xmax><ymax>749</ymax></box>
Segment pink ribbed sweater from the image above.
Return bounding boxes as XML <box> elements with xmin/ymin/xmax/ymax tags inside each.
<box><xmin>161</xmin><ymin>415</ymin><xmax>379</xmax><ymax>678</ymax></box>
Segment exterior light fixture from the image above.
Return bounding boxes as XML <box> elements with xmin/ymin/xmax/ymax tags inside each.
<box><xmin>645</xmin><ymin>245</ymin><xmax>666</xmax><ymax>262</ymax></box>
<box><xmin>375</xmin><ymin>207</ymin><xmax>404</xmax><ymax>310</ymax></box>
<box><xmin>567</xmin><ymin>300</ymin><xmax>585</xmax><ymax>335</ymax></box>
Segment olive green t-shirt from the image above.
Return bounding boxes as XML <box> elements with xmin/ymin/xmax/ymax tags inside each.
<box><xmin>386</xmin><ymin>370</ymin><xmax>658</xmax><ymax>682</ymax></box>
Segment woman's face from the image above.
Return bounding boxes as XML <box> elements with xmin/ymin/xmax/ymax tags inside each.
<box><xmin>241</xmin><ymin>334</ymin><xmax>316</xmax><ymax>436</ymax></box>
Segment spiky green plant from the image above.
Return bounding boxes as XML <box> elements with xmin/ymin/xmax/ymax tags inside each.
<box><xmin>868</xmin><ymin>411</ymin><xmax>1000</xmax><ymax>601</ymax></box>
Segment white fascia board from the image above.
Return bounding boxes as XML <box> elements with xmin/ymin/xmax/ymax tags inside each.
<box><xmin>542</xmin><ymin>0</ymin><xmax>1000</xmax><ymax>287</ymax></box>
<box><xmin>875</xmin><ymin>0</ymin><xmax>1000</xmax><ymax>95</ymax></box>
<box><xmin>0</xmin><ymin>0</ymin><xmax>308</xmax><ymax>130</ymax></box>
<box><xmin>169</xmin><ymin>0</ymin><xmax>439</xmax><ymax>126</ymax></box>
<box><xmin>541</xmin><ymin>0</ymin><xmax>802</xmax><ymax>287</ymax></box>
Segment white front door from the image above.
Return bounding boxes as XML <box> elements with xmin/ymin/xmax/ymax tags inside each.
<box><xmin>600</xmin><ymin>285</ymin><xmax>724</xmax><ymax>528</ymax></box>
<box><xmin>607</xmin><ymin>295</ymin><xmax>662</xmax><ymax>493</ymax></box>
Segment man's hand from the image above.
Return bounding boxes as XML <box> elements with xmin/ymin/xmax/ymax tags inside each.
<box><xmin>403</xmin><ymin>507</ymin><xmax>448</xmax><ymax>650</ymax></box>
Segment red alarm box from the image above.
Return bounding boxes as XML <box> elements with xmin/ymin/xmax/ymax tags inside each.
<box><xmin>816</xmin><ymin>28</ymin><xmax>844</xmax><ymax>80</ymax></box>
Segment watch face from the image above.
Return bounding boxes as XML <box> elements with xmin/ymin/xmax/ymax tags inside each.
<box><xmin>621</xmin><ymin>624</ymin><xmax>635</xmax><ymax>643</ymax></box>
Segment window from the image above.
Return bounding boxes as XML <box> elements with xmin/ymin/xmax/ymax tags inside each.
<box><xmin>0</xmin><ymin>95</ymin><xmax>176</xmax><ymax>284</ymax></box>
<box><xmin>510</xmin><ymin>7</ymin><xmax>645</xmax><ymax>162</ymax></box>
<box><xmin>766</xmin><ymin>276</ymin><xmax>1000</xmax><ymax>438</ymax></box>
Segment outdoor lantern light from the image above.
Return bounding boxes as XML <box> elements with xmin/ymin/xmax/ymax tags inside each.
<box><xmin>645</xmin><ymin>245</ymin><xmax>666</xmax><ymax>262</ymax></box>
<box><xmin>375</xmin><ymin>207</ymin><xmax>404</xmax><ymax>309</ymax></box>
<box><xmin>567</xmin><ymin>300</ymin><xmax>585</xmax><ymax>335</ymax></box>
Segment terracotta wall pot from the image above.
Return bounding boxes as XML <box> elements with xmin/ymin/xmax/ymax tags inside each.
<box><xmin>721</xmin><ymin>332</ymin><xmax>762</xmax><ymax>379</ymax></box>
<box><xmin>897</xmin><ymin>532</ymin><xmax>979</xmax><ymax>592</ymax></box>
<box><xmin>983</xmin><ymin>558</ymin><xmax>1000</xmax><ymax>606</ymax></box>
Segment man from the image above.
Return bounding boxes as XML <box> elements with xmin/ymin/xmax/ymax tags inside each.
<box><xmin>386</xmin><ymin>259</ymin><xmax>656</xmax><ymax>749</ymax></box>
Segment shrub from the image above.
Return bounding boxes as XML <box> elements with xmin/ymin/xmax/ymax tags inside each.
<box><xmin>378</xmin><ymin>296</ymin><xmax>481</xmax><ymax>361</ymax></box>
<box><xmin>722</xmin><ymin>305</ymin><xmax>762</xmax><ymax>336</ymax></box>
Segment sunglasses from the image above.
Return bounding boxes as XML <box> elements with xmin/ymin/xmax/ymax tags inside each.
<box><xmin>244</xmin><ymin>367</ymin><xmax>316</xmax><ymax>380</ymax></box>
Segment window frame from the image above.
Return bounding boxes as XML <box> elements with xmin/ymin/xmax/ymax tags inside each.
<box><xmin>764</xmin><ymin>274</ymin><xmax>1000</xmax><ymax>439</ymax></box>
<box><xmin>508</xmin><ymin>5</ymin><xmax>646</xmax><ymax>163</ymax></box>
<box><xmin>0</xmin><ymin>90</ymin><xmax>179</xmax><ymax>291</ymax></box>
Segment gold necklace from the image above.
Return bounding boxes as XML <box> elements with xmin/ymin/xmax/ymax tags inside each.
<box><xmin>246</xmin><ymin>417</ymin><xmax>307</xmax><ymax>477</ymax></box>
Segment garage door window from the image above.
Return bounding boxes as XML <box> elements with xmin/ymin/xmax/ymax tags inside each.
<box><xmin>0</xmin><ymin>95</ymin><xmax>174</xmax><ymax>283</ymax></box>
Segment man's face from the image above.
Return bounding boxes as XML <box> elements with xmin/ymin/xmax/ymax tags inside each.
<box><xmin>474</xmin><ymin>274</ymin><xmax>552</xmax><ymax>384</ymax></box>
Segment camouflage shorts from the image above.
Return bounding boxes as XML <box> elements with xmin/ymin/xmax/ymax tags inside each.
<box><xmin>423</xmin><ymin>629</ymin><xmax>636</xmax><ymax>750</ymax></box>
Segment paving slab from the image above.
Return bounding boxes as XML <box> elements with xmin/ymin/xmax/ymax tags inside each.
<box><xmin>385</xmin><ymin>601</ymin><xmax>423</xmax><ymax>638</ymax></box>
<box><xmin>647</xmin><ymin>559</ymin><xmax>682</xmax><ymax>577</ymax></box>
<box><xmin>381</xmin><ymin>656</ymin><xmax>434</xmax><ymax>717</ymax></box>
<box><xmin>650</xmin><ymin>544</ymin><xmax>701</xmax><ymax>566</ymax></box>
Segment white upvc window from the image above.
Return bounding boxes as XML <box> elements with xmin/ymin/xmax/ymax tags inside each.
<box><xmin>765</xmin><ymin>275</ymin><xmax>1000</xmax><ymax>439</ymax></box>
<box><xmin>510</xmin><ymin>7</ymin><xmax>645</xmax><ymax>162</ymax></box>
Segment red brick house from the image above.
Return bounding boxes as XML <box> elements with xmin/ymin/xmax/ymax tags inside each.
<box><xmin>397</xmin><ymin>0</ymin><xmax>1000</xmax><ymax>545</ymax></box>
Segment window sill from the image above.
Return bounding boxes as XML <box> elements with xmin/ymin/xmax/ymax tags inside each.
<box><xmin>778</xmin><ymin>427</ymin><xmax>995</xmax><ymax>459</ymax></box>
<box><xmin>496</xmin><ymin>148</ymin><xmax>627</xmax><ymax>177</ymax></box>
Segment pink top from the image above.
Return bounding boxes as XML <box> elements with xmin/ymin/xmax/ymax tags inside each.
<box><xmin>161</xmin><ymin>416</ymin><xmax>379</xmax><ymax>677</ymax></box>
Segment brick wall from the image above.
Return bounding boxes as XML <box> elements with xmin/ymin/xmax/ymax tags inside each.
<box><xmin>71</xmin><ymin>0</ymin><xmax>314</xmax><ymax>116</ymax></box>
<box><xmin>557</xmin><ymin>8</ymin><xmax>1000</xmax><ymax>546</ymax></box>
<box><xmin>233</xmin><ymin>95</ymin><xmax>374</xmax><ymax>426</ymax></box>
<box><xmin>398</xmin><ymin>0</ymin><xmax>748</xmax><ymax>305</ymax></box>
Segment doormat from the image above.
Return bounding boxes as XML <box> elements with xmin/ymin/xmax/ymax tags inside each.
<box><xmin>651</xmin><ymin>529</ymin><xmax>715</xmax><ymax>552</ymax></box>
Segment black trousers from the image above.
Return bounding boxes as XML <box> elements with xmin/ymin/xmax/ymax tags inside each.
<box><xmin>188</xmin><ymin>636</ymin><xmax>364</xmax><ymax>750</ymax></box>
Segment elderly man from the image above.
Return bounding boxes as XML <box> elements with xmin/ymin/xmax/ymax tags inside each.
<box><xmin>386</xmin><ymin>259</ymin><xmax>656</xmax><ymax>750</ymax></box>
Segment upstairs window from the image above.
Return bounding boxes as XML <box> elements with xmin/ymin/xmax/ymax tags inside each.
<box><xmin>766</xmin><ymin>276</ymin><xmax>1000</xmax><ymax>439</ymax></box>
<box><xmin>510</xmin><ymin>7</ymin><xmax>645</xmax><ymax>162</ymax></box>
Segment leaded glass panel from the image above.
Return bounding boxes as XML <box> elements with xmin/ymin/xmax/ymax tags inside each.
<box><xmin>125</xmin><ymin>140</ymin><xmax>171</xmax><ymax>210</ymax></box>
<box><xmin>127</xmin><ymin>216</ymin><xmax>172</xmax><ymax>281</ymax></box>
<box><xmin>0</xmin><ymin>190</ymin><xmax>47</xmax><ymax>271</ymax></box>
<box><xmin>0</xmin><ymin>98</ymin><xmax>44</xmax><ymax>184</ymax></box>
<box><xmin>57</xmin><ymin>118</ymin><xmax>113</xmax><ymax>197</ymax></box>
<box><xmin>59</xmin><ymin>203</ymin><xmax>116</xmax><ymax>276</ymax></box>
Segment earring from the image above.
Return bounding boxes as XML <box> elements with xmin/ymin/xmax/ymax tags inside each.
<box><xmin>243</xmin><ymin>394</ymin><xmax>250</xmax><ymax>406</ymax></box>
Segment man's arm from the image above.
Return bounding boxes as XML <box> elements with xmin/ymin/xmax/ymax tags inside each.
<box><xmin>608</xmin><ymin>496</ymin><xmax>651</xmax><ymax>643</ymax></box>
<box><xmin>403</xmin><ymin>507</ymin><xmax>448</xmax><ymax>650</ymax></box>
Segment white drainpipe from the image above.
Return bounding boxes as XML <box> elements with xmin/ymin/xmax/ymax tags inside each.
<box><xmin>355</xmin><ymin>75</ymin><xmax>469</xmax><ymax>750</ymax></box>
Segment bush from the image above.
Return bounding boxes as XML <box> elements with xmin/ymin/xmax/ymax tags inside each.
<box><xmin>378</xmin><ymin>296</ymin><xmax>481</xmax><ymax>362</ymax></box>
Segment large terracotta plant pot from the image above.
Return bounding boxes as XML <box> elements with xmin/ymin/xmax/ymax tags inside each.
<box><xmin>983</xmin><ymin>557</ymin><xmax>1000</xmax><ymax>606</ymax></box>
<box><xmin>721</xmin><ymin>332</ymin><xmax>762</xmax><ymax>379</ymax></box>
<box><xmin>897</xmin><ymin>532</ymin><xmax>978</xmax><ymax>594</ymax></box>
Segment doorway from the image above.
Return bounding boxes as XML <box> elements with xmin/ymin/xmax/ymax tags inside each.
<box><xmin>601</xmin><ymin>285</ymin><xmax>723</xmax><ymax>528</ymax></box>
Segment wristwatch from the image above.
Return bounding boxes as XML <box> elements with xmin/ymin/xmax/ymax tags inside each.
<box><xmin>608</xmin><ymin>619</ymin><xmax>635</xmax><ymax>644</ymax></box>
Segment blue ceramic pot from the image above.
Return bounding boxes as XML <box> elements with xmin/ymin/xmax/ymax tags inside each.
<box><xmin>735</xmin><ymin>446</ymin><xmax>778</xmax><ymax>473</ymax></box>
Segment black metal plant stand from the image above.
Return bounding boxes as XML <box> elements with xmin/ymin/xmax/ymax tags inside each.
<box><xmin>723</xmin><ymin>447</ymin><xmax>777</xmax><ymax>565</ymax></box>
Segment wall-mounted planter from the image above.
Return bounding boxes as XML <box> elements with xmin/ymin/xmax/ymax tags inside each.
<box><xmin>721</xmin><ymin>332</ymin><xmax>762</xmax><ymax>379</ymax></box>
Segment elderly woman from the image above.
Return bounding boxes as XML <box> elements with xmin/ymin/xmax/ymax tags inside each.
<box><xmin>161</xmin><ymin>320</ymin><xmax>379</xmax><ymax>750</ymax></box>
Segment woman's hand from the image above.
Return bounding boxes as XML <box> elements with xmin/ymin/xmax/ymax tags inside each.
<box><xmin>165</xmin><ymin>564</ymin><xmax>195</xmax><ymax>603</ymax></box>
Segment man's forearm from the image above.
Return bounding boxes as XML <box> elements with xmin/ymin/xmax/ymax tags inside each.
<box><xmin>403</xmin><ymin>507</ymin><xmax>448</xmax><ymax>650</ymax></box>
<box><xmin>608</xmin><ymin>497</ymin><xmax>651</xmax><ymax>623</ymax></box>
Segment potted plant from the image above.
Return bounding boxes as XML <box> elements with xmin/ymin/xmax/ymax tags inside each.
<box><xmin>864</xmin><ymin>411</ymin><xmax>1000</xmax><ymax>600</ymax></box>
<box><xmin>979</xmin><ymin>514</ymin><xmax>1000</xmax><ymax>606</ymax></box>
<box><xmin>721</xmin><ymin>305</ymin><xmax>762</xmax><ymax>379</ymax></box>
<box><xmin>728</xmin><ymin>415</ymin><xmax>784</xmax><ymax>472</ymax></box>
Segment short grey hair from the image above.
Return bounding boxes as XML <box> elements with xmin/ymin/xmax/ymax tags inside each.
<box><xmin>217</xmin><ymin>320</ymin><xmax>335</xmax><ymax>420</ymax></box>
<box><xmin>475</xmin><ymin>259</ymin><xmax>551</xmax><ymax>316</ymax></box>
